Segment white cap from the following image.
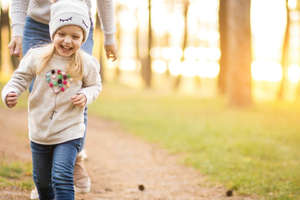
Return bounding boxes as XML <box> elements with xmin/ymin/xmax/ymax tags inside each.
<box><xmin>49</xmin><ymin>0</ymin><xmax>90</xmax><ymax>42</ymax></box>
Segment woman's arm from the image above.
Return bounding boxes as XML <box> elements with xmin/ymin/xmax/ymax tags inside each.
<box><xmin>10</xmin><ymin>0</ymin><xmax>30</xmax><ymax>37</ymax></box>
<box><xmin>96</xmin><ymin>0</ymin><xmax>116</xmax><ymax>45</ymax></box>
<box><xmin>96</xmin><ymin>0</ymin><xmax>118</xmax><ymax>61</ymax></box>
<box><xmin>8</xmin><ymin>0</ymin><xmax>30</xmax><ymax>56</ymax></box>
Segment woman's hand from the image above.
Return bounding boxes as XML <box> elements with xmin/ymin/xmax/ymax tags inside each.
<box><xmin>104</xmin><ymin>44</ymin><xmax>118</xmax><ymax>61</ymax></box>
<box><xmin>8</xmin><ymin>36</ymin><xmax>22</xmax><ymax>57</ymax></box>
<box><xmin>71</xmin><ymin>94</ymin><xmax>87</xmax><ymax>108</ymax></box>
<box><xmin>5</xmin><ymin>92</ymin><xmax>18</xmax><ymax>108</ymax></box>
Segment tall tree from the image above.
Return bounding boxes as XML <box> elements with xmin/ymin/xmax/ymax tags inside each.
<box><xmin>0</xmin><ymin>4</ymin><xmax>2</xmax><ymax>72</ymax></box>
<box><xmin>0</xmin><ymin>5</ymin><xmax>18</xmax><ymax>71</ymax></box>
<box><xmin>141</xmin><ymin>0</ymin><xmax>153</xmax><ymax>88</ymax></box>
<box><xmin>226</xmin><ymin>0</ymin><xmax>252</xmax><ymax>106</ymax></box>
<box><xmin>114</xmin><ymin>4</ymin><xmax>122</xmax><ymax>82</ymax></box>
<box><xmin>295</xmin><ymin>0</ymin><xmax>300</xmax><ymax>99</ymax></box>
<box><xmin>173</xmin><ymin>0</ymin><xmax>189</xmax><ymax>90</ymax></box>
<box><xmin>95</xmin><ymin>12</ymin><xmax>106</xmax><ymax>83</ymax></box>
<box><xmin>278</xmin><ymin>0</ymin><xmax>290</xmax><ymax>100</ymax></box>
<box><xmin>135</xmin><ymin>8</ymin><xmax>140</xmax><ymax>65</ymax></box>
<box><xmin>218</xmin><ymin>0</ymin><xmax>229</xmax><ymax>95</ymax></box>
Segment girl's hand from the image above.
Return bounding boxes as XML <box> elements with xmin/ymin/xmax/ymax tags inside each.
<box><xmin>5</xmin><ymin>92</ymin><xmax>18</xmax><ymax>108</ymax></box>
<box><xmin>71</xmin><ymin>94</ymin><xmax>87</xmax><ymax>108</ymax></box>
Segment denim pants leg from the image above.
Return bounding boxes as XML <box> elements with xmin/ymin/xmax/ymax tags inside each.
<box><xmin>23</xmin><ymin>16</ymin><xmax>94</xmax><ymax>151</ymax></box>
<box><xmin>31</xmin><ymin>138</ymin><xmax>83</xmax><ymax>200</ymax></box>
<box><xmin>30</xmin><ymin>142</ymin><xmax>54</xmax><ymax>200</ymax></box>
<box><xmin>22</xmin><ymin>17</ymin><xmax>51</xmax><ymax>56</ymax></box>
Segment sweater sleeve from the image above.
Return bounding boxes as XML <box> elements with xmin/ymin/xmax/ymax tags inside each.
<box><xmin>96</xmin><ymin>0</ymin><xmax>116</xmax><ymax>45</ymax></box>
<box><xmin>10</xmin><ymin>0</ymin><xmax>30</xmax><ymax>37</ymax></box>
<box><xmin>1</xmin><ymin>49</ymin><xmax>35</xmax><ymax>107</ymax></box>
<box><xmin>78</xmin><ymin>56</ymin><xmax>102</xmax><ymax>105</ymax></box>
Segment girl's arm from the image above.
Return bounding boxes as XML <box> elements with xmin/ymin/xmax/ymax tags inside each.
<box><xmin>1</xmin><ymin>49</ymin><xmax>35</xmax><ymax>107</ymax></box>
<box><xmin>96</xmin><ymin>0</ymin><xmax>116</xmax><ymax>45</ymax></box>
<box><xmin>78</xmin><ymin>56</ymin><xmax>102</xmax><ymax>105</ymax></box>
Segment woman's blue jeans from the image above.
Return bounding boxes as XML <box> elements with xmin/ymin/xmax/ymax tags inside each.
<box><xmin>23</xmin><ymin>16</ymin><xmax>94</xmax><ymax>151</ymax></box>
<box><xmin>31</xmin><ymin>138</ymin><xmax>83</xmax><ymax>200</ymax></box>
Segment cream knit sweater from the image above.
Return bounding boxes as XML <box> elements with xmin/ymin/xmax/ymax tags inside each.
<box><xmin>1</xmin><ymin>48</ymin><xmax>102</xmax><ymax>145</ymax></box>
<box><xmin>10</xmin><ymin>0</ymin><xmax>116</xmax><ymax>45</ymax></box>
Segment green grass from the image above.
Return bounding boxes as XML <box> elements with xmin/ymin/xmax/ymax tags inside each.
<box><xmin>0</xmin><ymin>81</ymin><xmax>33</xmax><ymax>190</ymax></box>
<box><xmin>89</xmin><ymin>83</ymin><xmax>300</xmax><ymax>200</ymax></box>
<box><xmin>1</xmin><ymin>80</ymin><xmax>300</xmax><ymax>199</ymax></box>
<box><xmin>0</xmin><ymin>160</ymin><xmax>33</xmax><ymax>190</ymax></box>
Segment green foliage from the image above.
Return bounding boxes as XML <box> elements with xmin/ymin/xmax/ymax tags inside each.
<box><xmin>89</xmin><ymin>83</ymin><xmax>300</xmax><ymax>200</ymax></box>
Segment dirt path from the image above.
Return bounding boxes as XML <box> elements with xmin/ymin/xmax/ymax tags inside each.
<box><xmin>0</xmin><ymin>108</ymin><xmax>255</xmax><ymax>200</ymax></box>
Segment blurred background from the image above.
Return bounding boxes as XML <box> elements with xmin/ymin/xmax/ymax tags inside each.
<box><xmin>1</xmin><ymin>0</ymin><xmax>300</xmax><ymax>105</ymax></box>
<box><xmin>1</xmin><ymin>0</ymin><xmax>300</xmax><ymax>199</ymax></box>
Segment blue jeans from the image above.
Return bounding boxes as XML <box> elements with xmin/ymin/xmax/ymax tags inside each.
<box><xmin>31</xmin><ymin>138</ymin><xmax>83</xmax><ymax>200</ymax></box>
<box><xmin>23</xmin><ymin>16</ymin><xmax>94</xmax><ymax>151</ymax></box>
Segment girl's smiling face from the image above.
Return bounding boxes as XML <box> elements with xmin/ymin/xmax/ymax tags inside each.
<box><xmin>53</xmin><ymin>25</ymin><xmax>84</xmax><ymax>57</ymax></box>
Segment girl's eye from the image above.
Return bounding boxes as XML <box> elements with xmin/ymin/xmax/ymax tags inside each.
<box><xmin>72</xmin><ymin>35</ymin><xmax>80</xmax><ymax>40</ymax></box>
<box><xmin>58</xmin><ymin>32</ymin><xmax>65</xmax><ymax>37</ymax></box>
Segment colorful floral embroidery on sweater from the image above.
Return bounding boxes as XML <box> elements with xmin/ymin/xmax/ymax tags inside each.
<box><xmin>45</xmin><ymin>69</ymin><xmax>72</xmax><ymax>94</ymax></box>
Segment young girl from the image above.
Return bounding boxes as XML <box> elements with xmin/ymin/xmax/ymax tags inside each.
<box><xmin>1</xmin><ymin>1</ymin><xmax>101</xmax><ymax>199</ymax></box>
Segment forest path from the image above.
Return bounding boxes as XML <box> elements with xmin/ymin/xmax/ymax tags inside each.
<box><xmin>0</xmin><ymin>108</ymin><xmax>254</xmax><ymax>200</ymax></box>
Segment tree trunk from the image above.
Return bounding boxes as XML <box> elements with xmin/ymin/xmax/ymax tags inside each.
<box><xmin>277</xmin><ymin>0</ymin><xmax>290</xmax><ymax>100</ymax></box>
<box><xmin>95</xmin><ymin>13</ymin><xmax>106</xmax><ymax>83</ymax></box>
<box><xmin>114</xmin><ymin>5</ymin><xmax>122</xmax><ymax>82</ymax></box>
<box><xmin>173</xmin><ymin>0</ymin><xmax>189</xmax><ymax>90</ymax></box>
<box><xmin>142</xmin><ymin>0</ymin><xmax>153</xmax><ymax>88</ymax></box>
<box><xmin>164</xmin><ymin>33</ymin><xmax>171</xmax><ymax>78</ymax></box>
<box><xmin>218</xmin><ymin>0</ymin><xmax>229</xmax><ymax>95</ymax></box>
<box><xmin>0</xmin><ymin>6</ymin><xmax>2</xmax><ymax>72</ymax></box>
<box><xmin>295</xmin><ymin>0</ymin><xmax>300</xmax><ymax>99</ymax></box>
<box><xmin>226</xmin><ymin>0</ymin><xmax>252</xmax><ymax>106</ymax></box>
<box><xmin>135</xmin><ymin>8</ymin><xmax>141</xmax><ymax>70</ymax></box>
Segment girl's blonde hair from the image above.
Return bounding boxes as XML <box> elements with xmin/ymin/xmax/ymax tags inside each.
<box><xmin>36</xmin><ymin>43</ymin><xmax>83</xmax><ymax>80</ymax></box>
